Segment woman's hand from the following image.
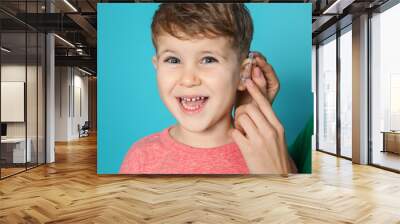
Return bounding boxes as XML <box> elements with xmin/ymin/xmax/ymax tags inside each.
<box><xmin>235</xmin><ymin>51</ymin><xmax>280</xmax><ymax>107</ymax></box>
<box><xmin>231</xmin><ymin>79</ymin><xmax>297</xmax><ymax>174</ymax></box>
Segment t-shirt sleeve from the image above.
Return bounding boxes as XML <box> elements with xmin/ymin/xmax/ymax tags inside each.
<box><xmin>119</xmin><ymin>145</ymin><xmax>144</xmax><ymax>174</ymax></box>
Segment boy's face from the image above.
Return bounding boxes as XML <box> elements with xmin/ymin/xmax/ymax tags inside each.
<box><xmin>152</xmin><ymin>32</ymin><xmax>243</xmax><ymax>132</ymax></box>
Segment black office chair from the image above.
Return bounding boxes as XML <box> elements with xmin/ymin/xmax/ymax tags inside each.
<box><xmin>78</xmin><ymin>121</ymin><xmax>90</xmax><ymax>138</ymax></box>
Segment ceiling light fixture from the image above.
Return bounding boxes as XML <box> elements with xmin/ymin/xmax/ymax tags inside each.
<box><xmin>1</xmin><ymin>47</ymin><xmax>11</xmax><ymax>53</ymax></box>
<box><xmin>63</xmin><ymin>0</ymin><xmax>78</xmax><ymax>12</ymax></box>
<box><xmin>78</xmin><ymin>67</ymin><xmax>93</xmax><ymax>76</ymax></box>
<box><xmin>322</xmin><ymin>0</ymin><xmax>354</xmax><ymax>15</ymax></box>
<box><xmin>54</xmin><ymin>34</ymin><xmax>75</xmax><ymax>48</ymax></box>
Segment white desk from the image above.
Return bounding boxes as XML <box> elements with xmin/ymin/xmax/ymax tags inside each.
<box><xmin>1</xmin><ymin>138</ymin><xmax>31</xmax><ymax>163</ymax></box>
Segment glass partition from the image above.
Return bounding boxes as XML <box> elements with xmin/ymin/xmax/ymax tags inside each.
<box><xmin>317</xmin><ymin>35</ymin><xmax>337</xmax><ymax>155</ymax></box>
<box><xmin>0</xmin><ymin>1</ymin><xmax>46</xmax><ymax>179</ymax></box>
<box><xmin>371</xmin><ymin>3</ymin><xmax>400</xmax><ymax>171</ymax></box>
<box><xmin>339</xmin><ymin>27</ymin><xmax>352</xmax><ymax>158</ymax></box>
<box><xmin>1</xmin><ymin>31</ymin><xmax>28</xmax><ymax>177</ymax></box>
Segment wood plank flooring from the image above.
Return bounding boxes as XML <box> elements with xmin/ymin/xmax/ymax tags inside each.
<box><xmin>0</xmin><ymin>134</ymin><xmax>400</xmax><ymax>224</ymax></box>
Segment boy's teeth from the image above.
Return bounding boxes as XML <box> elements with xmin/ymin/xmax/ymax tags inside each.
<box><xmin>180</xmin><ymin>96</ymin><xmax>207</xmax><ymax>102</ymax></box>
<box><xmin>179</xmin><ymin>96</ymin><xmax>209</xmax><ymax>112</ymax></box>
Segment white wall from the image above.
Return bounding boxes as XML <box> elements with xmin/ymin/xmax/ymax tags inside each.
<box><xmin>1</xmin><ymin>65</ymin><xmax>40</xmax><ymax>138</ymax></box>
<box><xmin>72</xmin><ymin>73</ymin><xmax>89</xmax><ymax>138</ymax></box>
<box><xmin>55</xmin><ymin>67</ymin><xmax>89</xmax><ymax>141</ymax></box>
<box><xmin>1</xmin><ymin>66</ymin><xmax>26</xmax><ymax>132</ymax></box>
<box><xmin>55</xmin><ymin>66</ymin><xmax>70</xmax><ymax>141</ymax></box>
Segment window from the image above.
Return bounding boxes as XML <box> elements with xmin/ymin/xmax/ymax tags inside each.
<box><xmin>370</xmin><ymin>2</ymin><xmax>400</xmax><ymax>171</ymax></box>
<box><xmin>317</xmin><ymin>35</ymin><xmax>337</xmax><ymax>154</ymax></box>
<box><xmin>339</xmin><ymin>27</ymin><xmax>352</xmax><ymax>158</ymax></box>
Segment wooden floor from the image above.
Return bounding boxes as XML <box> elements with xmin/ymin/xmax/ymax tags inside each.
<box><xmin>1</xmin><ymin>167</ymin><xmax>26</xmax><ymax>178</ymax></box>
<box><xmin>1</xmin><ymin>134</ymin><xmax>400</xmax><ymax>224</ymax></box>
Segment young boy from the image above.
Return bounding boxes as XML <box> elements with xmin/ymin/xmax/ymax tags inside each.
<box><xmin>119</xmin><ymin>3</ymin><xmax>295</xmax><ymax>174</ymax></box>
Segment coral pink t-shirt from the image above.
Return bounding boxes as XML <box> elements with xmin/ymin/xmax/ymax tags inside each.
<box><xmin>119</xmin><ymin>127</ymin><xmax>249</xmax><ymax>174</ymax></box>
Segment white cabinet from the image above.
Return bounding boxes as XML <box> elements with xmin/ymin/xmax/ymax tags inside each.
<box><xmin>1</xmin><ymin>138</ymin><xmax>32</xmax><ymax>163</ymax></box>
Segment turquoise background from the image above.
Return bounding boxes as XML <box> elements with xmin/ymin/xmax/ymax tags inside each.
<box><xmin>98</xmin><ymin>3</ymin><xmax>312</xmax><ymax>174</ymax></box>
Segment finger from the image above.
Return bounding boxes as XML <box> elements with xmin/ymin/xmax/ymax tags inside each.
<box><xmin>234</xmin><ymin>119</ymin><xmax>245</xmax><ymax>136</ymax></box>
<box><xmin>236</xmin><ymin>102</ymin><xmax>287</xmax><ymax>172</ymax></box>
<box><xmin>234</xmin><ymin>104</ymin><xmax>272</xmax><ymax>135</ymax></box>
<box><xmin>274</xmin><ymin>137</ymin><xmax>288</xmax><ymax>173</ymax></box>
<box><xmin>251</xmin><ymin>66</ymin><xmax>267</xmax><ymax>96</ymax></box>
<box><xmin>244</xmin><ymin>80</ymin><xmax>288</xmax><ymax>173</ymax></box>
<box><xmin>233</xmin><ymin>105</ymin><xmax>245</xmax><ymax>134</ymax></box>
<box><xmin>244</xmin><ymin>79</ymin><xmax>282</xmax><ymax>131</ymax></box>
<box><xmin>251</xmin><ymin>51</ymin><xmax>267</xmax><ymax>63</ymax></box>
<box><xmin>253</xmin><ymin>54</ymin><xmax>280</xmax><ymax>91</ymax></box>
<box><xmin>252</xmin><ymin>52</ymin><xmax>280</xmax><ymax>103</ymax></box>
<box><xmin>235</xmin><ymin>104</ymin><xmax>283</xmax><ymax>170</ymax></box>
<box><xmin>236</xmin><ymin>114</ymin><xmax>260</xmax><ymax>142</ymax></box>
<box><xmin>234</xmin><ymin>114</ymin><xmax>245</xmax><ymax>135</ymax></box>
<box><xmin>230</xmin><ymin>128</ymin><xmax>250</xmax><ymax>151</ymax></box>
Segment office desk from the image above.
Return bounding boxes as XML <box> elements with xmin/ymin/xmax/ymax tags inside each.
<box><xmin>381</xmin><ymin>131</ymin><xmax>400</xmax><ymax>154</ymax></box>
<box><xmin>1</xmin><ymin>138</ymin><xmax>31</xmax><ymax>163</ymax></box>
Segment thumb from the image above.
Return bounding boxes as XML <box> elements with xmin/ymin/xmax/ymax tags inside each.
<box><xmin>230</xmin><ymin>128</ymin><xmax>249</xmax><ymax>151</ymax></box>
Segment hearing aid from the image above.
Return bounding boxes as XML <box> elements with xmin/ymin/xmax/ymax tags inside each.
<box><xmin>240</xmin><ymin>51</ymin><xmax>255</xmax><ymax>82</ymax></box>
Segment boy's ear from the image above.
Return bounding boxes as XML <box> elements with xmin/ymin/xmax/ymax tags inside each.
<box><xmin>237</xmin><ymin>59</ymin><xmax>251</xmax><ymax>91</ymax></box>
<box><xmin>237</xmin><ymin>77</ymin><xmax>246</xmax><ymax>91</ymax></box>
<box><xmin>152</xmin><ymin>56</ymin><xmax>158</xmax><ymax>70</ymax></box>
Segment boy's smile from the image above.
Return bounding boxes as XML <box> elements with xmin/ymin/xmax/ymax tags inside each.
<box><xmin>152</xmin><ymin>32</ymin><xmax>244</xmax><ymax>146</ymax></box>
<box><xmin>176</xmin><ymin>95</ymin><xmax>209</xmax><ymax>114</ymax></box>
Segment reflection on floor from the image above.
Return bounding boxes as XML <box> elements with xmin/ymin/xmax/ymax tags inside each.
<box><xmin>0</xmin><ymin>163</ymin><xmax>42</xmax><ymax>178</ymax></box>
<box><xmin>373</xmin><ymin>150</ymin><xmax>400</xmax><ymax>171</ymax></box>
<box><xmin>0</xmin><ymin>167</ymin><xmax>25</xmax><ymax>178</ymax></box>
<box><xmin>340</xmin><ymin>147</ymin><xmax>352</xmax><ymax>158</ymax></box>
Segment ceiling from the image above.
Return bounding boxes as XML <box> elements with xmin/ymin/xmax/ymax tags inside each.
<box><xmin>0</xmin><ymin>0</ymin><xmax>393</xmax><ymax>75</ymax></box>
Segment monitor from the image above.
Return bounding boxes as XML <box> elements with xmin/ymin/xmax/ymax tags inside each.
<box><xmin>1</xmin><ymin>123</ymin><xmax>7</xmax><ymax>137</ymax></box>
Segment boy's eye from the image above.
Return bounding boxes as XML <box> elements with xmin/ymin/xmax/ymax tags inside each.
<box><xmin>164</xmin><ymin>57</ymin><xmax>180</xmax><ymax>64</ymax></box>
<box><xmin>201</xmin><ymin>56</ymin><xmax>218</xmax><ymax>64</ymax></box>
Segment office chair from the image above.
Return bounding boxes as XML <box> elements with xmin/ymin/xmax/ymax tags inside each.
<box><xmin>79</xmin><ymin>121</ymin><xmax>90</xmax><ymax>138</ymax></box>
